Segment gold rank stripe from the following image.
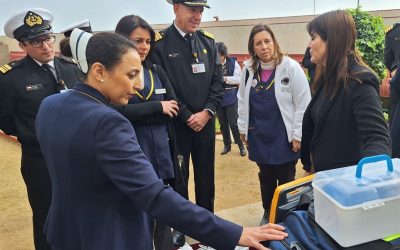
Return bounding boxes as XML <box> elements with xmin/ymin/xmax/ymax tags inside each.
<box><xmin>155</xmin><ymin>32</ymin><xmax>163</xmax><ymax>42</ymax></box>
<box><xmin>0</xmin><ymin>64</ymin><xmax>11</xmax><ymax>73</ymax></box>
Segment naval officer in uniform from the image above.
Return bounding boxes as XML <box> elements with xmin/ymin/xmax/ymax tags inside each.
<box><xmin>0</xmin><ymin>8</ymin><xmax>79</xmax><ymax>250</ymax></box>
<box><xmin>151</xmin><ymin>0</ymin><xmax>224</xmax><ymax>247</ymax></box>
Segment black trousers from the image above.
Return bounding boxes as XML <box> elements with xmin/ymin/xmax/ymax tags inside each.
<box><xmin>172</xmin><ymin>118</ymin><xmax>215</xmax><ymax>212</ymax></box>
<box><xmin>257</xmin><ymin>160</ymin><xmax>297</xmax><ymax>210</ymax></box>
<box><xmin>217</xmin><ymin>101</ymin><xmax>243</xmax><ymax>147</ymax></box>
<box><xmin>21</xmin><ymin>151</ymin><xmax>52</xmax><ymax>250</ymax></box>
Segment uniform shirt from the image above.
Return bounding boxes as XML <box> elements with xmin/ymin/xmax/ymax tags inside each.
<box><xmin>151</xmin><ymin>24</ymin><xmax>224</xmax><ymax>122</ymax></box>
<box><xmin>0</xmin><ymin>55</ymin><xmax>79</xmax><ymax>151</ymax></box>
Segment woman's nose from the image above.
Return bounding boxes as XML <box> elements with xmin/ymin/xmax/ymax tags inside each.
<box><xmin>133</xmin><ymin>77</ymin><xmax>144</xmax><ymax>91</ymax></box>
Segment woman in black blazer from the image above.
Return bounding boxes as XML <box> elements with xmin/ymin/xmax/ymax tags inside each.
<box><xmin>301</xmin><ymin>10</ymin><xmax>391</xmax><ymax>173</ymax></box>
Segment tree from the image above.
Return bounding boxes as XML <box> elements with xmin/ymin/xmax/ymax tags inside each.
<box><xmin>347</xmin><ymin>8</ymin><xmax>387</xmax><ymax>81</ymax></box>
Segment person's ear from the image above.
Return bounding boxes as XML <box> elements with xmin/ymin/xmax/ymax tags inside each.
<box><xmin>173</xmin><ymin>3</ymin><xmax>179</xmax><ymax>14</ymax></box>
<box><xmin>91</xmin><ymin>62</ymin><xmax>107</xmax><ymax>83</ymax></box>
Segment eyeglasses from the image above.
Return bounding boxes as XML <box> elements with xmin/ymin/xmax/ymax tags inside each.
<box><xmin>25</xmin><ymin>35</ymin><xmax>56</xmax><ymax>48</ymax></box>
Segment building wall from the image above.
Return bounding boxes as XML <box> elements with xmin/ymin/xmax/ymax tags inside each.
<box><xmin>1</xmin><ymin>9</ymin><xmax>399</xmax><ymax>57</ymax></box>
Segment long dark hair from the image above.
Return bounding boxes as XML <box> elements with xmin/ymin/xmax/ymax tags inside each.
<box><xmin>307</xmin><ymin>10</ymin><xmax>371</xmax><ymax>96</ymax></box>
<box><xmin>247</xmin><ymin>24</ymin><xmax>284</xmax><ymax>72</ymax></box>
<box><xmin>115</xmin><ymin>15</ymin><xmax>155</xmax><ymax>68</ymax></box>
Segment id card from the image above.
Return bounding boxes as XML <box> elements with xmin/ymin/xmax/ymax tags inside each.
<box><xmin>155</xmin><ymin>88</ymin><xmax>166</xmax><ymax>95</ymax></box>
<box><xmin>192</xmin><ymin>63</ymin><xmax>206</xmax><ymax>74</ymax></box>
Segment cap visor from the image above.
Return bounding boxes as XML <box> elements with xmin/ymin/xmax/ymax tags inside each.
<box><xmin>182</xmin><ymin>2</ymin><xmax>210</xmax><ymax>8</ymax></box>
<box><xmin>22</xmin><ymin>30</ymin><xmax>53</xmax><ymax>41</ymax></box>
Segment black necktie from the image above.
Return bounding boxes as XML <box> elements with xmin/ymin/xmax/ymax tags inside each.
<box><xmin>42</xmin><ymin>64</ymin><xmax>67</xmax><ymax>92</ymax></box>
<box><xmin>42</xmin><ymin>64</ymin><xmax>56</xmax><ymax>82</ymax></box>
<box><xmin>184</xmin><ymin>34</ymin><xmax>192</xmax><ymax>50</ymax></box>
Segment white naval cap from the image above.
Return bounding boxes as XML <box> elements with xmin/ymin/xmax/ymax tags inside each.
<box><xmin>4</xmin><ymin>8</ymin><xmax>54</xmax><ymax>40</ymax></box>
<box><xmin>60</xmin><ymin>19</ymin><xmax>92</xmax><ymax>38</ymax></box>
<box><xmin>70</xmin><ymin>28</ymin><xmax>92</xmax><ymax>73</ymax></box>
<box><xmin>167</xmin><ymin>0</ymin><xmax>210</xmax><ymax>8</ymax></box>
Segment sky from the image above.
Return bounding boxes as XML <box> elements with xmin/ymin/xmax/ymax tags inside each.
<box><xmin>0</xmin><ymin>0</ymin><xmax>400</xmax><ymax>36</ymax></box>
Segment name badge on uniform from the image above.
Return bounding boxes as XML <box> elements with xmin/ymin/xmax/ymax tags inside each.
<box><xmin>192</xmin><ymin>63</ymin><xmax>206</xmax><ymax>74</ymax></box>
<box><xmin>26</xmin><ymin>84</ymin><xmax>43</xmax><ymax>92</ymax></box>
<box><xmin>155</xmin><ymin>88</ymin><xmax>166</xmax><ymax>95</ymax></box>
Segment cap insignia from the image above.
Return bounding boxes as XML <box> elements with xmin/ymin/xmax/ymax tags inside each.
<box><xmin>25</xmin><ymin>11</ymin><xmax>43</xmax><ymax>27</ymax></box>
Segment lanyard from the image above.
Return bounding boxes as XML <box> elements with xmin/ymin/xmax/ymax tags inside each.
<box><xmin>135</xmin><ymin>68</ymin><xmax>154</xmax><ymax>100</ymax></box>
<box><xmin>257</xmin><ymin>68</ymin><xmax>275</xmax><ymax>91</ymax></box>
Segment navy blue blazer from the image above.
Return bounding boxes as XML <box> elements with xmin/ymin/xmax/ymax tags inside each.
<box><xmin>35</xmin><ymin>83</ymin><xmax>241</xmax><ymax>250</ymax></box>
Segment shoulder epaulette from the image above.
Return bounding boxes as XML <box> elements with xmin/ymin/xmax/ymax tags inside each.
<box><xmin>58</xmin><ymin>56</ymin><xmax>77</xmax><ymax>64</ymax></box>
<box><xmin>0</xmin><ymin>61</ymin><xmax>20</xmax><ymax>74</ymax></box>
<box><xmin>385</xmin><ymin>25</ymin><xmax>394</xmax><ymax>34</ymax></box>
<box><xmin>199</xmin><ymin>30</ymin><xmax>214</xmax><ymax>40</ymax></box>
<box><xmin>155</xmin><ymin>31</ymin><xmax>164</xmax><ymax>42</ymax></box>
<box><xmin>386</xmin><ymin>23</ymin><xmax>400</xmax><ymax>34</ymax></box>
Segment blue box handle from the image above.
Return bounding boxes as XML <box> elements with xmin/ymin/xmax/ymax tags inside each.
<box><xmin>356</xmin><ymin>154</ymin><xmax>393</xmax><ymax>178</ymax></box>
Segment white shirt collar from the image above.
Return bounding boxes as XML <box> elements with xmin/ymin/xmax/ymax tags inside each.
<box><xmin>33</xmin><ymin>58</ymin><xmax>55</xmax><ymax>69</ymax></box>
<box><xmin>174</xmin><ymin>21</ymin><xmax>190</xmax><ymax>38</ymax></box>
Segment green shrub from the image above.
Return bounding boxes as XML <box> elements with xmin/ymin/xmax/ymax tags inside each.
<box><xmin>347</xmin><ymin>8</ymin><xmax>387</xmax><ymax>81</ymax></box>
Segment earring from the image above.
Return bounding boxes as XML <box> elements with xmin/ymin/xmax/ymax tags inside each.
<box><xmin>100</xmin><ymin>79</ymin><xmax>104</xmax><ymax>83</ymax></box>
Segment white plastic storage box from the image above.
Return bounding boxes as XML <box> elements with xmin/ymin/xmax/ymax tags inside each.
<box><xmin>312</xmin><ymin>155</ymin><xmax>400</xmax><ymax>247</ymax></box>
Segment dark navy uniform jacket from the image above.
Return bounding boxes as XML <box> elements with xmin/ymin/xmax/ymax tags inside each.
<box><xmin>152</xmin><ymin>24</ymin><xmax>224</xmax><ymax>122</ymax></box>
<box><xmin>0</xmin><ymin>55</ymin><xmax>78</xmax><ymax>153</ymax></box>
<box><xmin>126</xmin><ymin>65</ymin><xmax>175</xmax><ymax>179</ymax></box>
<box><xmin>35</xmin><ymin>83</ymin><xmax>242</xmax><ymax>250</ymax></box>
<box><xmin>385</xmin><ymin>23</ymin><xmax>400</xmax><ymax>72</ymax></box>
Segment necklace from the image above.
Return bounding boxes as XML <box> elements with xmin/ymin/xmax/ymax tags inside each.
<box><xmin>135</xmin><ymin>68</ymin><xmax>154</xmax><ymax>100</ymax></box>
<box><xmin>72</xmin><ymin>89</ymin><xmax>106</xmax><ymax>106</ymax></box>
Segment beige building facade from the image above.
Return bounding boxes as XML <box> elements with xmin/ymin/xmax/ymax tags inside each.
<box><xmin>0</xmin><ymin>9</ymin><xmax>399</xmax><ymax>63</ymax></box>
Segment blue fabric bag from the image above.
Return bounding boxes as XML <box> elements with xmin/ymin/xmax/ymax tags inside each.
<box><xmin>268</xmin><ymin>210</ymin><xmax>336</xmax><ymax>250</ymax></box>
<box><xmin>267</xmin><ymin>205</ymin><xmax>398</xmax><ymax>250</ymax></box>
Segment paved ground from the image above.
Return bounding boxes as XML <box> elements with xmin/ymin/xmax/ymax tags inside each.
<box><xmin>0</xmin><ymin>133</ymin><xmax>305</xmax><ymax>249</ymax></box>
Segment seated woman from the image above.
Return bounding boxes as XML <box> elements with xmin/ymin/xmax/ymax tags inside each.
<box><xmin>35</xmin><ymin>30</ymin><xmax>287</xmax><ymax>250</ymax></box>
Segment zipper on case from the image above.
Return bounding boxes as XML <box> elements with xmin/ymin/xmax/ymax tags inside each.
<box><xmin>281</xmin><ymin>239</ymin><xmax>291</xmax><ymax>249</ymax></box>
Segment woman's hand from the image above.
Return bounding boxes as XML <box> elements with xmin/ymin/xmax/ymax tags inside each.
<box><xmin>238</xmin><ymin>224</ymin><xmax>288</xmax><ymax>250</ymax></box>
<box><xmin>292</xmin><ymin>139</ymin><xmax>301</xmax><ymax>153</ymax></box>
<box><xmin>161</xmin><ymin>100</ymin><xmax>179</xmax><ymax>118</ymax></box>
